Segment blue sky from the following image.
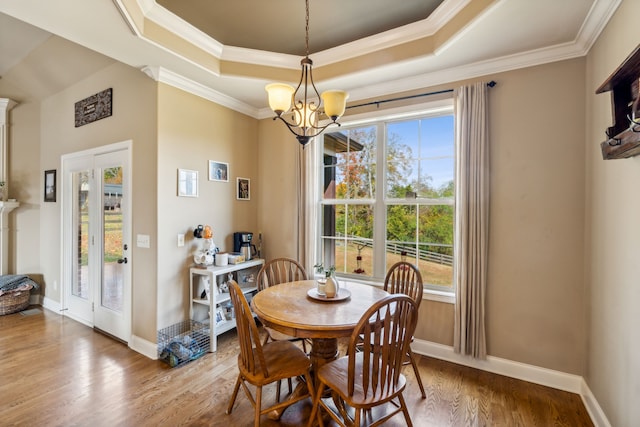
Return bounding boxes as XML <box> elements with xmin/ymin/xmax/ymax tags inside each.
<box><xmin>387</xmin><ymin>114</ymin><xmax>454</xmax><ymax>190</ymax></box>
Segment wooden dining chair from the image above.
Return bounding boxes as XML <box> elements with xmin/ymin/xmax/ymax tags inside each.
<box><xmin>384</xmin><ymin>261</ymin><xmax>426</xmax><ymax>398</ymax></box>
<box><xmin>256</xmin><ymin>257</ymin><xmax>309</xmax><ymax>352</ymax></box>
<box><xmin>307</xmin><ymin>294</ymin><xmax>418</xmax><ymax>427</ymax></box>
<box><xmin>225</xmin><ymin>280</ymin><xmax>314</xmax><ymax>427</ymax></box>
<box><xmin>256</xmin><ymin>257</ymin><xmax>310</xmax><ymax>400</ymax></box>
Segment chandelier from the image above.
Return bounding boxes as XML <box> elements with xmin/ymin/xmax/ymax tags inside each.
<box><xmin>265</xmin><ymin>0</ymin><xmax>349</xmax><ymax>146</ymax></box>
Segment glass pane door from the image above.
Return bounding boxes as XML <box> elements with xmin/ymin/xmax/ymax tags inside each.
<box><xmin>72</xmin><ymin>170</ymin><xmax>90</xmax><ymax>300</ymax></box>
<box><xmin>101</xmin><ymin>166</ymin><xmax>123</xmax><ymax>312</ymax></box>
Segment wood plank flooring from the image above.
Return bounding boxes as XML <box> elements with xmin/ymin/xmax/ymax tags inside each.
<box><xmin>0</xmin><ymin>307</ymin><xmax>593</xmax><ymax>426</ymax></box>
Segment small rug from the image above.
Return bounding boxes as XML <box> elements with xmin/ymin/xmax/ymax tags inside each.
<box><xmin>20</xmin><ymin>308</ymin><xmax>42</xmax><ymax>316</ymax></box>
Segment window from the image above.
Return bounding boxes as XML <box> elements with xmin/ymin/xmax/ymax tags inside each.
<box><xmin>317</xmin><ymin>101</ymin><xmax>455</xmax><ymax>292</ymax></box>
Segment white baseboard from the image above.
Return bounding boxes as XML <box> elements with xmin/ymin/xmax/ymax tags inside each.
<box><xmin>580</xmin><ymin>379</ymin><xmax>612</xmax><ymax>427</ymax></box>
<box><xmin>129</xmin><ymin>334</ymin><xmax>158</xmax><ymax>360</ymax></box>
<box><xmin>41</xmin><ymin>296</ymin><xmax>62</xmax><ymax>314</ymax></box>
<box><xmin>412</xmin><ymin>339</ymin><xmax>611</xmax><ymax>427</ymax></box>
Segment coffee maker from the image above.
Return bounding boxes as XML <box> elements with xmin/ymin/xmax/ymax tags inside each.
<box><xmin>233</xmin><ymin>232</ymin><xmax>257</xmax><ymax>260</ymax></box>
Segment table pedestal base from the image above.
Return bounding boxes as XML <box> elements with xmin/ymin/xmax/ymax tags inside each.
<box><xmin>268</xmin><ymin>337</ymin><xmax>339</xmax><ymax>420</ymax></box>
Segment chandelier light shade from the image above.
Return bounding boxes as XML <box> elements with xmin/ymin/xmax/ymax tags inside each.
<box><xmin>265</xmin><ymin>0</ymin><xmax>349</xmax><ymax>146</ymax></box>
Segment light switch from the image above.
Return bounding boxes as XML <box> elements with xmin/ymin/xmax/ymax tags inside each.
<box><xmin>136</xmin><ymin>234</ymin><xmax>150</xmax><ymax>248</ymax></box>
<box><xmin>177</xmin><ymin>234</ymin><xmax>185</xmax><ymax>247</ymax></box>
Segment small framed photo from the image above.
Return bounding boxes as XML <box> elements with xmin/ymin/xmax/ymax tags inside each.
<box><xmin>237</xmin><ymin>177</ymin><xmax>250</xmax><ymax>201</ymax></box>
<box><xmin>215</xmin><ymin>307</ymin><xmax>227</xmax><ymax>325</ymax></box>
<box><xmin>177</xmin><ymin>168</ymin><xmax>198</xmax><ymax>197</ymax></box>
<box><xmin>44</xmin><ymin>169</ymin><xmax>57</xmax><ymax>202</ymax></box>
<box><xmin>208</xmin><ymin>160</ymin><xmax>229</xmax><ymax>182</ymax></box>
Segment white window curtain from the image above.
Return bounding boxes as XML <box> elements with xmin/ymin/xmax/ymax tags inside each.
<box><xmin>302</xmin><ymin>138</ymin><xmax>320</xmax><ymax>274</ymax></box>
<box><xmin>453</xmin><ymin>82</ymin><xmax>490</xmax><ymax>359</ymax></box>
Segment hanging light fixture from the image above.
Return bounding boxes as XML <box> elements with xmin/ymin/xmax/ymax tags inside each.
<box><xmin>265</xmin><ymin>0</ymin><xmax>349</xmax><ymax>146</ymax></box>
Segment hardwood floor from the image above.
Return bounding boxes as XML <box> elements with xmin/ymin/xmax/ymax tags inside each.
<box><xmin>0</xmin><ymin>307</ymin><xmax>593</xmax><ymax>426</ymax></box>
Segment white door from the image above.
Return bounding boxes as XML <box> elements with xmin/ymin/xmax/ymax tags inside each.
<box><xmin>62</xmin><ymin>142</ymin><xmax>131</xmax><ymax>342</ymax></box>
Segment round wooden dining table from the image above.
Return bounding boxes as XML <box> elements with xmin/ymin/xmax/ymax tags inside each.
<box><xmin>251</xmin><ymin>279</ymin><xmax>389</xmax><ymax>374</ymax></box>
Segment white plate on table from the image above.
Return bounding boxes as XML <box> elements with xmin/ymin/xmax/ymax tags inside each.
<box><xmin>307</xmin><ymin>287</ymin><xmax>351</xmax><ymax>302</ymax></box>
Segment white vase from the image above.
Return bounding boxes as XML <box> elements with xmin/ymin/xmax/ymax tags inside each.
<box><xmin>325</xmin><ymin>276</ymin><xmax>338</xmax><ymax>298</ymax></box>
<box><xmin>316</xmin><ymin>279</ymin><xmax>326</xmax><ymax>296</ymax></box>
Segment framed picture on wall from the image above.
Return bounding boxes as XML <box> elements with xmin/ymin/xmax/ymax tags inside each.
<box><xmin>208</xmin><ymin>160</ymin><xmax>229</xmax><ymax>182</ymax></box>
<box><xmin>237</xmin><ymin>177</ymin><xmax>250</xmax><ymax>201</ymax></box>
<box><xmin>177</xmin><ymin>168</ymin><xmax>198</xmax><ymax>197</ymax></box>
<box><xmin>44</xmin><ymin>169</ymin><xmax>56</xmax><ymax>202</ymax></box>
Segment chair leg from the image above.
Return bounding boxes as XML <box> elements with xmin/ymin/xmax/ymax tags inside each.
<box><xmin>276</xmin><ymin>380</ymin><xmax>282</xmax><ymax>402</ymax></box>
<box><xmin>307</xmin><ymin>383</ymin><xmax>325</xmax><ymax>427</ymax></box>
<box><xmin>287</xmin><ymin>378</ymin><xmax>293</xmax><ymax>394</ymax></box>
<box><xmin>408</xmin><ymin>349</ymin><xmax>426</xmax><ymax>398</ymax></box>
<box><xmin>397</xmin><ymin>392</ymin><xmax>413</xmax><ymax>427</ymax></box>
<box><xmin>354</xmin><ymin>408</ymin><xmax>362</xmax><ymax>426</ymax></box>
<box><xmin>226</xmin><ymin>375</ymin><xmax>242</xmax><ymax>414</ymax></box>
<box><xmin>254</xmin><ymin>385</ymin><xmax>262</xmax><ymax>427</ymax></box>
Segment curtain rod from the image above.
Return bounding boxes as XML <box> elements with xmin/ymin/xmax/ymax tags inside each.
<box><xmin>346</xmin><ymin>80</ymin><xmax>496</xmax><ymax>110</ymax></box>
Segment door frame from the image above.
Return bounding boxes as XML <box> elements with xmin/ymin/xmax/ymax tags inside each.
<box><xmin>60</xmin><ymin>140</ymin><xmax>132</xmax><ymax>342</ymax></box>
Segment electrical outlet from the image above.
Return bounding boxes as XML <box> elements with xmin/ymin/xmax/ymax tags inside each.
<box><xmin>177</xmin><ymin>234</ymin><xmax>185</xmax><ymax>247</ymax></box>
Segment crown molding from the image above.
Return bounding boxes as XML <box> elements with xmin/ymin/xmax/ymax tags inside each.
<box><xmin>142</xmin><ymin>0</ymin><xmax>223</xmax><ymax>58</ymax></box>
<box><xmin>141</xmin><ymin>66</ymin><xmax>259</xmax><ymax>118</ymax></box>
<box><xmin>256</xmin><ymin>39</ymin><xmax>590</xmax><ymax>119</ymax></box>
<box><xmin>573</xmin><ymin>0</ymin><xmax>622</xmax><ymax>55</ymax></box>
<box><xmin>132</xmin><ymin>0</ymin><xmax>473</xmax><ymax>69</ymax></box>
<box><xmin>134</xmin><ymin>0</ymin><xmax>618</xmax><ymax>121</ymax></box>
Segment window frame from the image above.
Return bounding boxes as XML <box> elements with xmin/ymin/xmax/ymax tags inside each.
<box><xmin>313</xmin><ymin>99</ymin><xmax>456</xmax><ymax>302</ymax></box>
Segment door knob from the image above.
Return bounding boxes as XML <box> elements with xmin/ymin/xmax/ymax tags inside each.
<box><xmin>117</xmin><ymin>257</ymin><xmax>128</xmax><ymax>264</ymax></box>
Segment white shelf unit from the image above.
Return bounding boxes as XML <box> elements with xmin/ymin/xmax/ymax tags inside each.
<box><xmin>189</xmin><ymin>258</ymin><xmax>264</xmax><ymax>352</ymax></box>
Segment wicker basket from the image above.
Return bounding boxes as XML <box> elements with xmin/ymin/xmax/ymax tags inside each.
<box><xmin>0</xmin><ymin>287</ymin><xmax>32</xmax><ymax>315</ymax></box>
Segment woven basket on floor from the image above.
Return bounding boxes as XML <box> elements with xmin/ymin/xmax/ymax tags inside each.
<box><xmin>0</xmin><ymin>287</ymin><xmax>32</xmax><ymax>315</ymax></box>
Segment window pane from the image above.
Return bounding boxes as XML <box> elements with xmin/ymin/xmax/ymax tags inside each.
<box><xmin>386</xmin><ymin>204</ymin><xmax>453</xmax><ymax>288</ymax></box>
<box><xmin>321</xmin><ymin>204</ymin><xmax>374</xmax><ymax>277</ymax></box>
<box><xmin>421</xmin><ymin>116</ymin><xmax>454</xmax><ymax>158</ymax></box>
<box><xmin>335</xmin><ymin>239</ymin><xmax>373</xmax><ymax>276</ymax></box>
<box><xmin>324</xmin><ymin>127</ymin><xmax>376</xmax><ymax>200</ymax></box>
<box><xmin>419</xmin><ymin>158</ymin><xmax>454</xmax><ymax>198</ymax></box>
<box><xmin>387</xmin><ymin>115</ymin><xmax>454</xmax><ymax>199</ymax></box>
<box><xmin>386</xmin><ymin>204</ymin><xmax>417</xmax><ymax>242</ymax></box>
<box><xmin>72</xmin><ymin>171</ymin><xmax>90</xmax><ymax>299</ymax></box>
<box><xmin>418</xmin><ymin>204</ymin><xmax>454</xmax><ymax>246</ymax></box>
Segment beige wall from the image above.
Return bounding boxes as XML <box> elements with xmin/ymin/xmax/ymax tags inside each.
<box><xmin>156</xmin><ymin>84</ymin><xmax>259</xmax><ymax>329</ymax></box>
<box><xmin>1</xmin><ymin>59</ymin><xmax>159</xmax><ymax>342</ymax></box>
<box><xmin>7</xmin><ymin>102</ymin><xmax>41</xmax><ymax>279</ymax></box>
<box><xmin>38</xmin><ymin>61</ymin><xmax>158</xmax><ymax>341</ymax></box>
<box><xmin>486</xmin><ymin>59</ymin><xmax>586</xmax><ymax>374</ymax></box>
<box><xmin>585</xmin><ymin>1</ymin><xmax>640</xmax><ymax>425</ymax></box>
<box><xmin>256</xmin><ymin>118</ymin><xmax>301</xmax><ymax>260</ymax></box>
<box><xmin>258</xmin><ymin>58</ymin><xmax>588</xmax><ymax>376</ymax></box>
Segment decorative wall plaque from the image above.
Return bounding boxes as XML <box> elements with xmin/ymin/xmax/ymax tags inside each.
<box><xmin>74</xmin><ymin>88</ymin><xmax>112</xmax><ymax>127</ymax></box>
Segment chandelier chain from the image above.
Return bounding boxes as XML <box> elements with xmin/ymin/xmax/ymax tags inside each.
<box><xmin>305</xmin><ymin>0</ymin><xmax>310</xmax><ymax>57</ymax></box>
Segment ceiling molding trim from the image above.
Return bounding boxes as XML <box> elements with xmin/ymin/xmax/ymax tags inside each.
<box><xmin>573</xmin><ymin>0</ymin><xmax>622</xmax><ymax>55</ymax></box>
<box><xmin>429</xmin><ymin>0</ymin><xmax>474</xmax><ymax>30</ymax></box>
<box><xmin>141</xmin><ymin>66</ymin><xmax>259</xmax><ymax>118</ymax></box>
<box><xmin>143</xmin><ymin>0</ymin><xmax>224</xmax><ymax>58</ymax></box>
<box><xmin>221</xmin><ymin>46</ymin><xmax>300</xmax><ymax>70</ymax></box>
<box><xmin>433</xmin><ymin>0</ymin><xmax>505</xmax><ymax>56</ymax></box>
<box><xmin>111</xmin><ymin>0</ymin><xmax>141</xmax><ymax>36</ymax></box>
<box><xmin>137</xmin><ymin>0</ymin><xmax>156</xmax><ymax>15</ymax></box>
<box><xmin>312</xmin><ymin>0</ymin><xmax>472</xmax><ymax>66</ymax></box>
<box><xmin>129</xmin><ymin>0</ymin><xmax>474</xmax><ymax>71</ymax></box>
<box><xmin>256</xmin><ymin>39</ymin><xmax>589</xmax><ymax>120</ymax></box>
